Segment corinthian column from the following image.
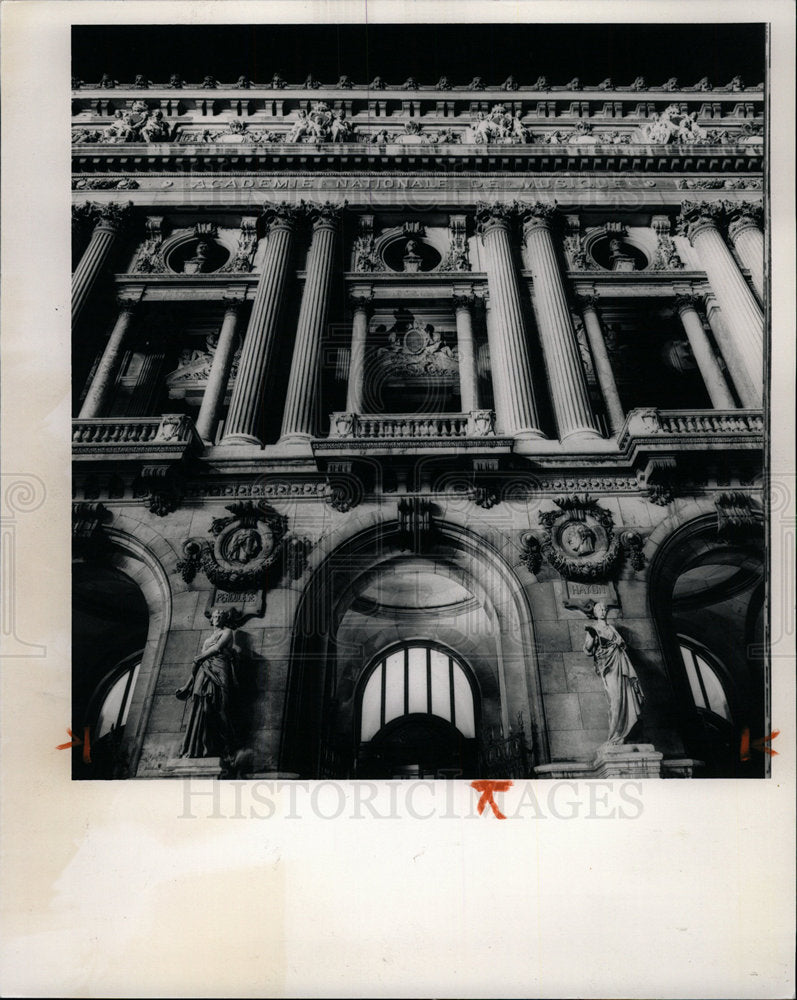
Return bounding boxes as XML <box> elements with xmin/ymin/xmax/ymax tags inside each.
<box><xmin>702</xmin><ymin>292</ymin><xmax>759</xmax><ymax>408</ymax></box>
<box><xmin>221</xmin><ymin>203</ymin><xmax>302</xmax><ymax>445</ymax></box>
<box><xmin>196</xmin><ymin>293</ymin><xmax>245</xmax><ymax>443</ymax></box>
<box><xmin>674</xmin><ymin>294</ymin><xmax>736</xmax><ymax>409</ymax></box>
<box><xmin>678</xmin><ymin>201</ymin><xmax>763</xmax><ymax>402</ymax></box>
<box><xmin>345</xmin><ymin>293</ymin><xmax>373</xmax><ymax>413</ymax></box>
<box><xmin>579</xmin><ymin>295</ymin><xmax>625</xmax><ymax>435</ymax></box>
<box><xmin>78</xmin><ymin>291</ymin><xmax>141</xmax><ymax>418</ymax></box>
<box><xmin>452</xmin><ymin>293</ymin><xmax>481</xmax><ymax>413</ymax></box>
<box><xmin>474</xmin><ymin>203</ymin><xmax>543</xmax><ymax>438</ymax></box>
<box><xmin>72</xmin><ymin>202</ymin><xmax>132</xmax><ymax>326</ymax></box>
<box><xmin>521</xmin><ymin>204</ymin><xmax>600</xmax><ymax>440</ymax></box>
<box><xmin>725</xmin><ymin>201</ymin><xmax>764</xmax><ymax>301</ymax></box>
<box><xmin>279</xmin><ymin>204</ymin><xmax>341</xmax><ymax>443</ymax></box>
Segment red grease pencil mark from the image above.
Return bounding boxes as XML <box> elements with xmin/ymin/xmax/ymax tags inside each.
<box><xmin>470</xmin><ymin>779</ymin><xmax>513</xmax><ymax>819</ymax></box>
<box><xmin>740</xmin><ymin>727</ymin><xmax>779</xmax><ymax>761</ymax></box>
<box><xmin>57</xmin><ymin>727</ymin><xmax>92</xmax><ymax>764</ymax></box>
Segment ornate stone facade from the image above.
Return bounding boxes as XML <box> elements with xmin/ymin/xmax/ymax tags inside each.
<box><xmin>71</xmin><ymin>62</ymin><xmax>767</xmax><ymax>782</ymax></box>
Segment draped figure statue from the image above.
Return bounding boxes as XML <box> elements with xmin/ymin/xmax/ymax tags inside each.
<box><xmin>567</xmin><ymin>599</ymin><xmax>645</xmax><ymax>746</ymax></box>
<box><xmin>175</xmin><ymin>609</ymin><xmax>238</xmax><ymax>758</ymax></box>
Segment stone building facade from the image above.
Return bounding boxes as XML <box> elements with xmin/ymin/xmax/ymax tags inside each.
<box><xmin>71</xmin><ymin>71</ymin><xmax>766</xmax><ymax>780</ymax></box>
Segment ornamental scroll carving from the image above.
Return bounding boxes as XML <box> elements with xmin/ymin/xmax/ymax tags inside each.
<box><xmin>177</xmin><ymin>501</ymin><xmax>312</xmax><ymax>591</ymax></box>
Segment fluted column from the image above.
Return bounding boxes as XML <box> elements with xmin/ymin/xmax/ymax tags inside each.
<box><xmin>280</xmin><ymin>204</ymin><xmax>341</xmax><ymax>443</ymax></box>
<box><xmin>726</xmin><ymin>202</ymin><xmax>764</xmax><ymax>301</ymax></box>
<box><xmin>78</xmin><ymin>292</ymin><xmax>140</xmax><ymax>418</ymax></box>
<box><xmin>702</xmin><ymin>292</ymin><xmax>759</xmax><ymax>408</ymax></box>
<box><xmin>678</xmin><ymin>201</ymin><xmax>763</xmax><ymax>402</ymax></box>
<box><xmin>579</xmin><ymin>295</ymin><xmax>625</xmax><ymax>435</ymax></box>
<box><xmin>221</xmin><ymin>203</ymin><xmax>302</xmax><ymax>445</ymax></box>
<box><xmin>521</xmin><ymin>204</ymin><xmax>599</xmax><ymax>440</ymax></box>
<box><xmin>72</xmin><ymin>203</ymin><xmax>132</xmax><ymax>326</ymax></box>
<box><xmin>452</xmin><ymin>294</ymin><xmax>481</xmax><ymax>413</ymax></box>
<box><xmin>674</xmin><ymin>295</ymin><xmax>736</xmax><ymax>409</ymax></box>
<box><xmin>345</xmin><ymin>293</ymin><xmax>373</xmax><ymax>413</ymax></box>
<box><xmin>196</xmin><ymin>293</ymin><xmax>244</xmax><ymax>443</ymax></box>
<box><xmin>474</xmin><ymin>203</ymin><xmax>543</xmax><ymax>438</ymax></box>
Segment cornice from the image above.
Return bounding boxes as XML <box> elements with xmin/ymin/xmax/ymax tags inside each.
<box><xmin>72</xmin><ymin>143</ymin><xmax>763</xmax><ymax>178</ymax></box>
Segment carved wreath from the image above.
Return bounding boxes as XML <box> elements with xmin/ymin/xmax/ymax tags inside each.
<box><xmin>177</xmin><ymin>500</ymin><xmax>308</xmax><ymax>591</ymax></box>
<box><xmin>538</xmin><ymin>495</ymin><xmax>621</xmax><ymax>581</ymax></box>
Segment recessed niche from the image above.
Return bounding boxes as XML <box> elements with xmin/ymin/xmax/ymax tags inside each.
<box><xmin>382</xmin><ymin>236</ymin><xmax>442</xmax><ymax>273</ymax></box>
<box><xmin>166</xmin><ymin>238</ymin><xmax>230</xmax><ymax>274</ymax></box>
<box><xmin>589</xmin><ymin>235</ymin><xmax>648</xmax><ymax>272</ymax></box>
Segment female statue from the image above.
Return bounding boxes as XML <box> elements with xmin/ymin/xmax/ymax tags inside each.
<box><xmin>175</xmin><ymin>609</ymin><xmax>238</xmax><ymax>758</ymax></box>
<box><xmin>568</xmin><ymin>600</ymin><xmax>645</xmax><ymax>746</ymax></box>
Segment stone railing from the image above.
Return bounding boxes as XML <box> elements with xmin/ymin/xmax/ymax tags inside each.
<box><xmin>73</xmin><ymin>413</ymin><xmax>203</xmax><ymax>454</ymax></box>
<box><xmin>72</xmin><ymin>417</ymin><xmax>161</xmax><ymax>445</ymax></box>
<box><xmin>618</xmin><ymin>407</ymin><xmax>764</xmax><ymax>448</ymax></box>
<box><xmin>328</xmin><ymin>410</ymin><xmax>496</xmax><ymax>440</ymax></box>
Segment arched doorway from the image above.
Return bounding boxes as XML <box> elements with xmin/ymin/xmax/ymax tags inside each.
<box><xmin>649</xmin><ymin>513</ymin><xmax>766</xmax><ymax>777</ymax></box>
<box><xmin>282</xmin><ymin>519</ymin><xmax>546</xmax><ymax>778</ymax></box>
<box><xmin>356</xmin><ymin>642</ymin><xmax>479</xmax><ymax>778</ymax></box>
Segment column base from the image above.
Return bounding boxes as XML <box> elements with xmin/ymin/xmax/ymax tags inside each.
<box><xmin>559</xmin><ymin>426</ymin><xmax>604</xmax><ymax>443</ymax></box>
<box><xmin>506</xmin><ymin>427</ymin><xmax>548</xmax><ymax>440</ymax></box>
<box><xmin>273</xmin><ymin>433</ymin><xmax>315</xmax><ymax>455</ymax></box>
<box><xmin>218</xmin><ymin>432</ymin><xmax>264</xmax><ymax>447</ymax></box>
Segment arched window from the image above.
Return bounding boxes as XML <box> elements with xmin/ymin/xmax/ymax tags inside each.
<box><xmin>678</xmin><ymin>639</ymin><xmax>732</xmax><ymax>722</ymax></box>
<box><xmin>360</xmin><ymin>644</ymin><xmax>477</xmax><ymax>741</ymax></box>
<box><xmin>94</xmin><ymin>656</ymin><xmax>142</xmax><ymax>740</ymax></box>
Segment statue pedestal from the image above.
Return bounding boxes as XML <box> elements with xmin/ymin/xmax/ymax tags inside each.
<box><xmin>535</xmin><ymin>743</ymin><xmax>663</xmax><ymax>780</ymax></box>
<box><xmin>591</xmin><ymin>743</ymin><xmax>663</xmax><ymax>778</ymax></box>
<box><xmin>159</xmin><ymin>756</ymin><xmax>222</xmax><ymax>779</ymax></box>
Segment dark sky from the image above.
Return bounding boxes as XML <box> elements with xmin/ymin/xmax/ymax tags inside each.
<box><xmin>72</xmin><ymin>23</ymin><xmax>766</xmax><ymax>88</ymax></box>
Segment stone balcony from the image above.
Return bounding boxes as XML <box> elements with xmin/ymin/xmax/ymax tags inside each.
<box><xmin>314</xmin><ymin>410</ymin><xmax>514</xmax><ymax>457</ymax></box>
<box><xmin>72</xmin><ymin>413</ymin><xmax>203</xmax><ymax>461</ymax></box>
<box><xmin>618</xmin><ymin>407</ymin><xmax>764</xmax><ymax>461</ymax></box>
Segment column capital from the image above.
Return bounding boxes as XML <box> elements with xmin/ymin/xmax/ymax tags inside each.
<box><xmin>474</xmin><ymin>201</ymin><xmax>516</xmax><ymax>236</ymax></box>
<box><xmin>452</xmin><ymin>292</ymin><xmax>481</xmax><ymax>311</ymax></box>
<box><xmin>306</xmin><ymin>200</ymin><xmax>345</xmax><ymax>230</ymax></box>
<box><xmin>578</xmin><ymin>293</ymin><xmax>601</xmax><ymax>310</ymax></box>
<box><xmin>725</xmin><ymin>200</ymin><xmax>763</xmax><ymax>241</ymax></box>
<box><xmin>348</xmin><ymin>292</ymin><xmax>374</xmax><ymax>315</ymax></box>
<box><xmin>518</xmin><ymin>201</ymin><xmax>559</xmax><ymax>235</ymax></box>
<box><xmin>92</xmin><ymin>201</ymin><xmax>134</xmax><ymax>234</ymax></box>
<box><xmin>115</xmin><ymin>288</ymin><xmax>144</xmax><ymax>313</ymax></box>
<box><xmin>673</xmin><ymin>292</ymin><xmax>701</xmax><ymax>315</ymax></box>
<box><xmin>221</xmin><ymin>290</ymin><xmax>247</xmax><ymax>313</ymax></box>
<box><xmin>676</xmin><ymin>200</ymin><xmax>724</xmax><ymax>242</ymax></box>
<box><xmin>261</xmin><ymin>201</ymin><xmax>304</xmax><ymax>233</ymax></box>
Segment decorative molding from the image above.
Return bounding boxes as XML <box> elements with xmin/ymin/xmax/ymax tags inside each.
<box><xmin>441</xmin><ymin>215</ymin><xmax>471</xmax><ymax>272</ymax></box>
<box><xmin>715</xmin><ymin>491</ymin><xmax>762</xmax><ymax>540</ymax></box>
<box><xmin>177</xmin><ymin>500</ymin><xmax>311</xmax><ymax>590</ymax></box>
<box><xmin>72</xmin><ymin>101</ymin><xmax>172</xmax><ymax>144</ymax></box>
<box><xmin>397</xmin><ymin>496</ymin><xmax>434</xmax><ymax>552</ymax></box>
<box><xmin>518</xmin><ymin>532</ymin><xmax>543</xmax><ymax>574</ymax></box>
<box><xmin>538</xmin><ymin>495</ymin><xmax>622</xmax><ymax>581</ymax></box>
